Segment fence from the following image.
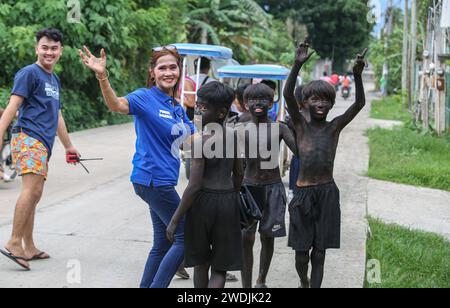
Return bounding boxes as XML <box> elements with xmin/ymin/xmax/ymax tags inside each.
<box><xmin>415</xmin><ymin>0</ymin><xmax>449</xmax><ymax>134</ymax></box>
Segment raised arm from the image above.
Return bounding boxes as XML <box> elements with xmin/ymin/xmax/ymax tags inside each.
<box><xmin>284</xmin><ymin>38</ymin><xmax>315</xmax><ymax>127</ymax></box>
<box><xmin>79</xmin><ymin>47</ymin><xmax>130</xmax><ymax>115</ymax></box>
<box><xmin>332</xmin><ymin>49</ymin><xmax>368</xmax><ymax>130</ymax></box>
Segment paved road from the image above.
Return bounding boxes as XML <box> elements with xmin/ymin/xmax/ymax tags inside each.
<box><xmin>0</xmin><ymin>84</ymin><xmax>373</xmax><ymax>288</ymax></box>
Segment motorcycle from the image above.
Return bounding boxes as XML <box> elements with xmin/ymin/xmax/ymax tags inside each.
<box><xmin>341</xmin><ymin>86</ymin><xmax>350</xmax><ymax>100</ymax></box>
<box><xmin>1</xmin><ymin>125</ymin><xmax>17</xmax><ymax>182</ymax></box>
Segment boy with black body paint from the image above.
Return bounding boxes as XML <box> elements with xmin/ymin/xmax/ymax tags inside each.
<box><xmin>287</xmin><ymin>86</ymin><xmax>308</xmax><ymax>201</ymax></box>
<box><xmin>284</xmin><ymin>38</ymin><xmax>367</xmax><ymax>288</ymax></box>
<box><xmin>228</xmin><ymin>83</ymin><xmax>252</xmax><ymax>124</ymax></box>
<box><xmin>167</xmin><ymin>81</ymin><xmax>244</xmax><ymax>288</ymax></box>
<box><xmin>240</xmin><ymin>83</ymin><xmax>297</xmax><ymax>289</ymax></box>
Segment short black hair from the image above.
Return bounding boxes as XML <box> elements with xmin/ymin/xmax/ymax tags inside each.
<box><xmin>236</xmin><ymin>84</ymin><xmax>250</xmax><ymax>105</ymax></box>
<box><xmin>197</xmin><ymin>81</ymin><xmax>235</xmax><ymax>111</ymax></box>
<box><xmin>195</xmin><ymin>57</ymin><xmax>211</xmax><ymax>72</ymax></box>
<box><xmin>36</xmin><ymin>28</ymin><xmax>64</xmax><ymax>45</ymax></box>
<box><xmin>261</xmin><ymin>80</ymin><xmax>276</xmax><ymax>91</ymax></box>
<box><xmin>244</xmin><ymin>83</ymin><xmax>274</xmax><ymax>102</ymax></box>
<box><xmin>302</xmin><ymin>80</ymin><xmax>336</xmax><ymax>105</ymax></box>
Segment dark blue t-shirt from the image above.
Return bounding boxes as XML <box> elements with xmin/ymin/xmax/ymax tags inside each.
<box><xmin>126</xmin><ymin>87</ymin><xmax>195</xmax><ymax>187</ymax></box>
<box><xmin>12</xmin><ymin>64</ymin><xmax>61</xmax><ymax>157</ymax></box>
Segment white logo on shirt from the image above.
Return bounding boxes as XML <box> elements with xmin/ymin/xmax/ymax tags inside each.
<box><xmin>45</xmin><ymin>82</ymin><xmax>59</xmax><ymax>100</ymax></box>
<box><xmin>159</xmin><ymin>110</ymin><xmax>173</xmax><ymax>119</ymax></box>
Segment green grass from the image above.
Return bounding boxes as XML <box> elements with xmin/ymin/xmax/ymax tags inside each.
<box><xmin>367</xmin><ymin>127</ymin><xmax>450</xmax><ymax>191</ymax></box>
<box><xmin>370</xmin><ymin>95</ymin><xmax>411</xmax><ymax>122</ymax></box>
<box><xmin>365</xmin><ymin>217</ymin><xmax>450</xmax><ymax>288</ymax></box>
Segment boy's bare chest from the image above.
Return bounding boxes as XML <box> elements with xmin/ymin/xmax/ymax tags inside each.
<box><xmin>297</xmin><ymin>126</ymin><xmax>339</xmax><ymax>157</ymax></box>
<box><xmin>245</xmin><ymin>126</ymin><xmax>280</xmax><ymax>147</ymax></box>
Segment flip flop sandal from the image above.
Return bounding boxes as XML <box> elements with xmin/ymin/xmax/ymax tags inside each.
<box><xmin>27</xmin><ymin>252</ymin><xmax>50</xmax><ymax>262</ymax></box>
<box><xmin>0</xmin><ymin>249</ymin><xmax>30</xmax><ymax>271</ymax></box>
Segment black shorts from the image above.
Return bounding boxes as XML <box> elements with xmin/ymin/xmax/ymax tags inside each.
<box><xmin>288</xmin><ymin>181</ymin><xmax>341</xmax><ymax>251</ymax></box>
<box><xmin>243</xmin><ymin>181</ymin><xmax>287</xmax><ymax>238</ymax></box>
<box><xmin>185</xmin><ymin>189</ymin><xmax>243</xmax><ymax>271</ymax></box>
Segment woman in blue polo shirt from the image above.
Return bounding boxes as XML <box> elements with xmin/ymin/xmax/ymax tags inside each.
<box><xmin>79</xmin><ymin>46</ymin><xmax>195</xmax><ymax>288</ymax></box>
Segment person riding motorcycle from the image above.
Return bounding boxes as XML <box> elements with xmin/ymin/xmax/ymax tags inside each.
<box><xmin>341</xmin><ymin>75</ymin><xmax>351</xmax><ymax>99</ymax></box>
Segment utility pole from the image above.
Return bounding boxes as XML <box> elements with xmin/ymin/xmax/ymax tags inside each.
<box><xmin>420</xmin><ymin>7</ymin><xmax>431</xmax><ymax>130</ymax></box>
<box><xmin>435</xmin><ymin>1</ymin><xmax>446</xmax><ymax>135</ymax></box>
<box><xmin>383</xmin><ymin>0</ymin><xmax>394</xmax><ymax>96</ymax></box>
<box><xmin>409</xmin><ymin>0</ymin><xmax>418</xmax><ymax>110</ymax></box>
<box><xmin>401</xmin><ymin>0</ymin><xmax>410</xmax><ymax>104</ymax></box>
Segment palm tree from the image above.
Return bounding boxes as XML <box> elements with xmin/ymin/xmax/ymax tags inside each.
<box><xmin>186</xmin><ymin>0</ymin><xmax>271</xmax><ymax>62</ymax></box>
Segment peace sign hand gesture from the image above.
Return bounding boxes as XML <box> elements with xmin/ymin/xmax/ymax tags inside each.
<box><xmin>295</xmin><ymin>37</ymin><xmax>316</xmax><ymax>65</ymax></box>
<box><xmin>353</xmin><ymin>48</ymin><xmax>368</xmax><ymax>77</ymax></box>
<box><xmin>79</xmin><ymin>46</ymin><xmax>107</xmax><ymax>76</ymax></box>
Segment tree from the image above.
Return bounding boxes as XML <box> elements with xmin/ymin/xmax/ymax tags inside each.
<box><xmin>369</xmin><ymin>8</ymin><xmax>404</xmax><ymax>94</ymax></box>
<box><xmin>0</xmin><ymin>0</ymin><xmax>186</xmax><ymax>130</ymax></box>
<box><xmin>0</xmin><ymin>0</ymin><xmax>301</xmax><ymax>130</ymax></box>
<box><xmin>185</xmin><ymin>0</ymin><xmax>273</xmax><ymax>63</ymax></box>
<box><xmin>256</xmin><ymin>0</ymin><xmax>303</xmax><ymax>17</ymax></box>
<box><xmin>298</xmin><ymin>0</ymin><xmax>372</xmax><ymax>72</ymax></box>
<box><xmin>258</xmin><ymin>0</ymin><xmax>373</xmax><ymax>73</ymax></box>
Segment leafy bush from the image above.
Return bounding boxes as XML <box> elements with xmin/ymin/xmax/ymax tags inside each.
<box><xmin>0</xmin><ymin>0</ymin><xmax>186</xmax><ymax>131</ymax></box>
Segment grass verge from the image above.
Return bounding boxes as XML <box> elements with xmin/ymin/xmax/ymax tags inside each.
<box><xmin>370</xmin><ymin>95</ymin><xmax>411</xmax><ymax>122</ymax></box>
<box><xmin>367</xmin><ymin>127</ymin><xmax>450</xmax><ymax>191</ymax></box>
<box><xmin>365</xmin><ymin>217</ymin><xmax>450</xmax><ymax>288</ymax></box>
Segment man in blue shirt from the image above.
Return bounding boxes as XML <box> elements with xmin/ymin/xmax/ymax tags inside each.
<box><xmin>0</xmin><ymin>28</ymin><xmax>79</xmax><ymax>270</ymax></box>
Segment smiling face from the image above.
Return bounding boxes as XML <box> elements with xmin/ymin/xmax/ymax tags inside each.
<box><xmin>35</xmin><ymin>37</ymin><xmax>63</xmax><ymax>71</ymax></box>
<box><xmin>306</xmin><ymin>96</ymin><xmax>333</xmax><ymax>121</ymax></box>
<box><xmin>150</xmin><ymin>54</ymin><xmax>180</xmax><ymax>95</ymax></box>
<box><xmin>243</xmin><ymin>83</ymin><xmax>275</xmax><ymax>120</ymax></box>
<box><xmin>246</xmin><ymin>98</ymin><xmax>273</xmax><ymax>118</ymax></box>
<box><xmin>194</xmin><ymin>97</ymin><xmax>226</xmax><ymax>129</ymax></box>
<box><xmin>302</xmin><ymin>80</ymin><xmax>336</xmax><ymax>122</ymax></box>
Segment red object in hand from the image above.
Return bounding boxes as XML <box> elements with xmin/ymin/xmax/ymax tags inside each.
<box><xmin>66</xmin><ymin>154</ymin><xmax>103</xmax><ymax>174</ymax></box>
<box><xmin>66</xmin><ymin>153</ymin><xmax>80</xmax><ymax>164</ymax></box>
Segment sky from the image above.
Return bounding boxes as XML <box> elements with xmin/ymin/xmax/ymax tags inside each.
<box><xmin>372</xmin><ymin>0</ymin><xmax>405</xmax><ymax>35</ymax></box>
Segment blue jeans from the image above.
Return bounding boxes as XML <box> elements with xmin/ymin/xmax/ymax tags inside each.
<box><xmin>133</xmin><ymin>184</ymin><xmax>185</xmax><ymax>288</ymax></box>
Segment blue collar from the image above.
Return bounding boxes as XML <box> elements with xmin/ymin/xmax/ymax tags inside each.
<box><xmin>151</xmin><ymin>87</ymin><xmax>180</xmax><ymax>107</ymax></box>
